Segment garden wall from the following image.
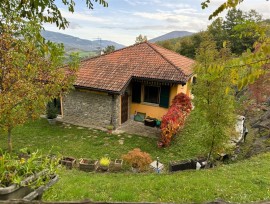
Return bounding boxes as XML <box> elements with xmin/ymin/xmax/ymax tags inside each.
<box><xmin>62</xmin><ymin>89</ymin><xmax>120</xmax><ymax>128</ymax></box>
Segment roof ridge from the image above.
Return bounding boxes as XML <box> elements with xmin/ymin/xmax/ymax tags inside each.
<box><xmin>80</xmin><ymin>41</ymin><xmax>148</xmax><ymax>63</ymax></box>
<box><xmin>150</xmin><ymin>42</ymin><xmax>196</xmax><ymax>63</ymax></box>
<box><xmin>146</xmin><ymin>42</ymin><xmax>188</xmax><ymax>78</ymax></box>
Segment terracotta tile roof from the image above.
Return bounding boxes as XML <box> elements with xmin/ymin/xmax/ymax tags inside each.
<box><xmin>75</xmin><ymin>42</ymin><xmax>195</xmax><ymax>93</ymax></box>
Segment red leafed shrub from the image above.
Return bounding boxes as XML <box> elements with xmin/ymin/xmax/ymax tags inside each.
<box><xmin>122</xmin><ymin>148</ymin><xmax>152</xmax><ymax>171</ymax></box>
<box><xmin>159</xmin><ymin>93</ymin><xmax>192</xmax><ymax>147</ymax></box>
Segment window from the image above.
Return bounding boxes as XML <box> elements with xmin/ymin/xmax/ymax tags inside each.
<box><xmin>144</xmin><ymin>86</ymin><xmax>160</xmax><ymax>104</ymax></box>
<box><xmin>132</xmin><ymin>82</ymin><xmax>141</xmax><ymax>103</ymax></box>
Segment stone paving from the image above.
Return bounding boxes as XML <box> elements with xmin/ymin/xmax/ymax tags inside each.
<box><xmin>114</xmin><ymin>120</ymin><xmax>160</xmax><ymax>138</ymax></box>
<box><xmin>57</xmin><ymin>116</ymin><xmax>160</xmax><ymax>138</ymax></box>
<box><xmin>57</xmin><ymin>116</ymin><xmax>107</xmax><ymax>131</ymax></box>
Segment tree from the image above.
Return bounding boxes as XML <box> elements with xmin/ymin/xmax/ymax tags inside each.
<box><xmin>158</xmin><ymin>41</ymin><xmax>175</xmax><ymax>51</ymax></box>
<box><xmin>223</xmin><ymin>9</ymin><xmax>262</xmax><ymax>55</ymax></box>
<box><xmin>207</xmin><ymin>9</ymin><xmax>263</xmax><ymax>55</ymax></box>
<box><xmin>177</xmin><ymin>32</ymin><xmax>204</xmax><ymax>59</ymax></box>
<box><xmin>208</xmin><ymin>17</ymin><xmax>228</xmax><ymax>51</ymax></box>
<box><xmin>193</xmin><ymin>33</ymin><xmax>235</xmax><ymax>161</ymax></box>
<box><xmin>0</xmin><ymin>0</ymin><xmax>108</xmax><ymax>151</ymax></box>
<box><xmin>201</xmin><ymin>0</ymin><xmax>269</xmax><ymax>20</ymax></box>
<box><xmin>248</xmin><ymin>70</ymin><xmax>270</xmax><ymax>105</ymax></box>
<box><xmin>135</xmin><ymin>34</ymin><xmax>147</xmax><ymax>44</ymax></box>
<box><xmin>0</xmin><ymin>22</ymin><xmax>78</xmax><ymax>152</ymax></box>
<box><xmin>103</xmin><ymin>45</ymin><xmax>115</xmax><ymax>54</ymax></box>
<box><xmin>0</xmin><ymin>0</ymin><xmax>108</xmax><ymax>30</ymax></box>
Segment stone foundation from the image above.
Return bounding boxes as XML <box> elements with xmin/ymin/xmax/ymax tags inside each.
<box><xmin>63</xmin><ymin>89</ymin><xmax>120</xmax><ymax>128</ymax></box>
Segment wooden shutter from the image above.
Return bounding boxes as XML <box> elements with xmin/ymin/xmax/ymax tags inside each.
<box><xmin>159</xmin><ymin>85</ymin><xmax>170</xmax><ymax>108</ymax></box>
<box><xmin>132</xmin><ymin>82</ymin><xmax>141</xmax><ymax>103</ymax></box>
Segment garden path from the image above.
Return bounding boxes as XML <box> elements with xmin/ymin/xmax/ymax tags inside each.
<box><xmin>57</xmin><ymin>116</ymin><xmax>160</xmax><ymax>138</ymax></box>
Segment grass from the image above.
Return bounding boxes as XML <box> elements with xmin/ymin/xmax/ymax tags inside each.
<box><xmin>0</xmin><ymin>117</ymin><xmax>209</xmax><ymax>164</ymax></box>
<box><xmin>43</xmin><ymin>153</ymin><xmax>270</xmax><ymax>203</ymax></box>
<box><xmin>1</xmin><ymin>116</ymin><xmax>269</xmax><ymax>203</ymax></box>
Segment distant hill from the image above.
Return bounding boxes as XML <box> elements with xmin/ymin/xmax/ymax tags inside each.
<box><xmin>41</xmin><ymin>30</ymin><xmax>125</xmax><ymax>52</ymax></box>
<box><xmin>149</xmin><ymin>31</ymin><xmax>193</xmax><ymax>43</ymax></box>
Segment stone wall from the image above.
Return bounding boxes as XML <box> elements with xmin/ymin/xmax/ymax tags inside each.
<box><xmin>63</xmin><ymin>89</ymin><xmax>121</xmax><ymax>128</ymax></box>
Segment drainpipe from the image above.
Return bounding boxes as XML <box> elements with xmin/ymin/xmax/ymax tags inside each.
<box><xmin>110</xmin><ymin>94</ymin><xmax>115</xmax><ymax>126</ymax></box>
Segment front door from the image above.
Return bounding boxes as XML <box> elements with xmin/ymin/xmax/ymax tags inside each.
<box><xmin>121</xmin><ymin>93</ymin><xmax>129</xmax><ymax>124</ymax></box>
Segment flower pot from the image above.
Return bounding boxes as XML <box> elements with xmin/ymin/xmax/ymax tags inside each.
<box><xmin>0</xmin><ymin>172</ymin><xmax>58</xmax><ymax>201</ymax></box>
<box><xmin>47</xmin><ymin>118</ymin><xmax>56</xmax><ymax>125</ymax></box>
<box><xmin>99</xmin><ymin>165</ymin><xmax>109</xmax><ymax>171</ymax></box>
<box><xmin>79</xmin><ymin>159</ymin><xmax>98</xmax><ymax>172</ymax></box>
<box><xmin>60</xmin><ymin>156</ymin><xmax>76</xmax><ymax>169</ymax></box>
<box><xmin>131</xmin><ymin>166</ymin><xmax>139</xmax><ymax>173</ymax></box>
<box><xmin>113</xmin><ymin>159</ymin><xmax>123</xmax><ymax>171</ymax></box>
<box><xmin>169</xmin><ymin>159</ymin><xmax>197</xmax><ymax>172</ymax></box>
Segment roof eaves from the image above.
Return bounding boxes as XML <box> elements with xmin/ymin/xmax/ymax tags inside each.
<box><xmin>74</xmin><ymin>85</ymin><xmax>121</xmax><ymax>94</ymax></box>
<box><xmin>132</xmin><ymin>76</ymin><xmax>186</xmax><ymax>85</ymax></box>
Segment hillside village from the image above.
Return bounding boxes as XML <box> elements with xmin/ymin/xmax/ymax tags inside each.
<box><xmin>0</xmin><ymin>0</ymin><xmax>270</xmax><ymax>204</ymax></box>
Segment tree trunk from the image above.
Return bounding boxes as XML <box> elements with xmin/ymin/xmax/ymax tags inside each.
<box><xmin>8</xmin><ymin>127</ymin><xmax>12</xmax><ymax>152</ymax></box>
<box><xmin>207</xmin><ymin>133</ymin><xmax>216</xmax><ymax>163</ymax></box>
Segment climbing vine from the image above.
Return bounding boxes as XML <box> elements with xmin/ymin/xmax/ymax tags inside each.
<box><xmin>159</xmin><ymin>93</ymin><xmax>192</xmax><ymax>147</ymax></box>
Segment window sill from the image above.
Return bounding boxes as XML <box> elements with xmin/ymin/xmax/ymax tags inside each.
<box><xmin>142</xmin><ymin>102</ymin><xmax>159</xmax><ymax>107</ymax></box>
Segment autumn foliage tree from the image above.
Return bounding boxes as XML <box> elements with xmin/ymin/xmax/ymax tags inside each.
<box><xmin>0</xmin><ymin>0</ymin><xmax>108</xmax><ymax>151</ymax></box>
<box><xmin>159</xmin><ymin>93</ymin><xmax>192</xmax><ymax>147</ymax></box>
<box><xmin>0</xmin><ymin>22</ymin><xmax>78</xmax><ymax>152</ymax></box>
<box><xmin>248</xmin><ymin>70</ymin><xmax>270</xmax><ymax>105</ymax></box>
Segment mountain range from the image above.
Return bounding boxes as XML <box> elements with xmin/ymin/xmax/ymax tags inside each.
<box><xmin>41</xmin><ymin>30</ymin><xmax>125</xmax><ymax>52</ymax></box>
<box><xmin>41</xmin><ymin>30</ymin><xmax>193</xmax><ymax>54</ymax></box>
<box><xmin>149</xmin><ymin>31</ymin><xmax>193</xmax><ymax>42</ymax></box>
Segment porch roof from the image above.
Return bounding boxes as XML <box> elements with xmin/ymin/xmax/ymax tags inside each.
<box><xmin>75</xmin><ymin>42</ymin><xmax>195</xmax><ymax>93</ymax></box>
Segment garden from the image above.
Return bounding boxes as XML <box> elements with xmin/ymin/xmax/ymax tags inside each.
<box><xmin>1</xmin><ymin>114</ymin><xmax>270</xmax><ymax>203</ymax></box>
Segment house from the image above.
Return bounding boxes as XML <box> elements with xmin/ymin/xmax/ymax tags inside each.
<box><xmin>61</xmin><ymin>42</ymin><xmax>195</xmax><ymax>128</ymax></box>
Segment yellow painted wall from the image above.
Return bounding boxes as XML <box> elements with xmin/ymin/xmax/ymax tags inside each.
<box><xmin>131</xmin><ymin>103</ymin><xmax>168</xmax><ymax>120</ymax></box>
<box><xmin>130</xmin><ymin>83</ymin><xmax>191</xmax><ymax>120</ymax></box>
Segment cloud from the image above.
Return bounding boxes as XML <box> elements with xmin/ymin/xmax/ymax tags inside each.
<box><xmin>69</xmin><ymin>22</ymin><xmax>82</xmax><ymax>29</ymax></box>
<box><xmin>133</xmin><ymin>10</ymin><xmax>208</xmax><ymax>22</ymax></box>
<box><xmin>59</xmin><ymin>9</ymin><xmax>109</xmax><ymax>23</ymax></box>
<box><xmin>123</xmin><ymin>0</ymin><xmax>148</xmax><ymax>6</ymax></box>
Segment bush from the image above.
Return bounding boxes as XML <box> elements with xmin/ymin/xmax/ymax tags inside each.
<box><xmin>159</xmin><ymin>93</ymin><xmax>192</xmax><ymax>147</ymax></box>
<box><xmin>99</xmin><ymin>157</ymin><xmax>110</xmax><ymax>167</ymax></box>
<box><xmin>122</xmin><ymin>148</ymin><xmax>152</xmax><ymax>171</ymax></box>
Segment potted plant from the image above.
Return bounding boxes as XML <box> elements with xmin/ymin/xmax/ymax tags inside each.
<box><xmin>60</xmin><ymin>156</ymin><xmax>76</xmax><ymax>170</ymax></box>
<box><xmin>46</xmin><ymin>101</ymin><xmax>58</xmax><ymax>124</ymax></box>
<box><xmin>106</xmin><ymin>125</ymin><xmax>114</xmax><ymax>134</ymax></box>
<box><xmin>99</xmin><ymin>157</ymin><xmax>110</xmax><ymax>171</ymax></box>
<box><xmin>18</xmin><ymin>147</ymin><xmax>31</xmax><ymax>160</ymax></box>
<box><xmin>0</xmin><ymin>149</ymin><xmax>59</xmax><ymax>200</ymax></box>
<box><xmin>79</xmin><ymin>159</ymin><xmax>98</xmax><ymax>172</ymax></box>
<box><xmin>122</xmin><ymin>148</ymin><xmax>152</xmax><ymax>172</ymax></box>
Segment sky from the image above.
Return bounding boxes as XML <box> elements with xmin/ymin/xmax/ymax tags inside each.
<box><xmin>44</xmin><ymin>0</ymin><xmax>270</xmax><ymax>46</ymax></box>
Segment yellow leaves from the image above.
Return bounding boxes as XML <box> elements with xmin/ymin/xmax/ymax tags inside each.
<box><xmin>223</xmin><ymin>41</ymin><xmax>227</xmax><ymax>48</ymax></box>
<box><xmin>230</xmin><ymin>69</ymin><xmax>239</xmax><ymax>85</ymax></box>
<box><xmin>20</xmin><ymin>158</ymin><xmax>26</xmax><ymax>164</ymax></box>
<box><xmin>225</xmin><ymin>87</ymin><xmax>230</xmax><ymax>95</ymax></box>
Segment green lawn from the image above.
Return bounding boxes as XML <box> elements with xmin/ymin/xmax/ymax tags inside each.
<box><xmin>44</xmin><ymin>153</ymin><xmax>270</xmax><ymax>203</ymax></box>
<box><xmin>0</xmin><ymin>118</ymin><xmax>209</xmax><ymax>164</ymax></box>
<box><xmin>1</xmin><ymin>117</ymin><xmax>269</xmax><ymax>203</ymax></box>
